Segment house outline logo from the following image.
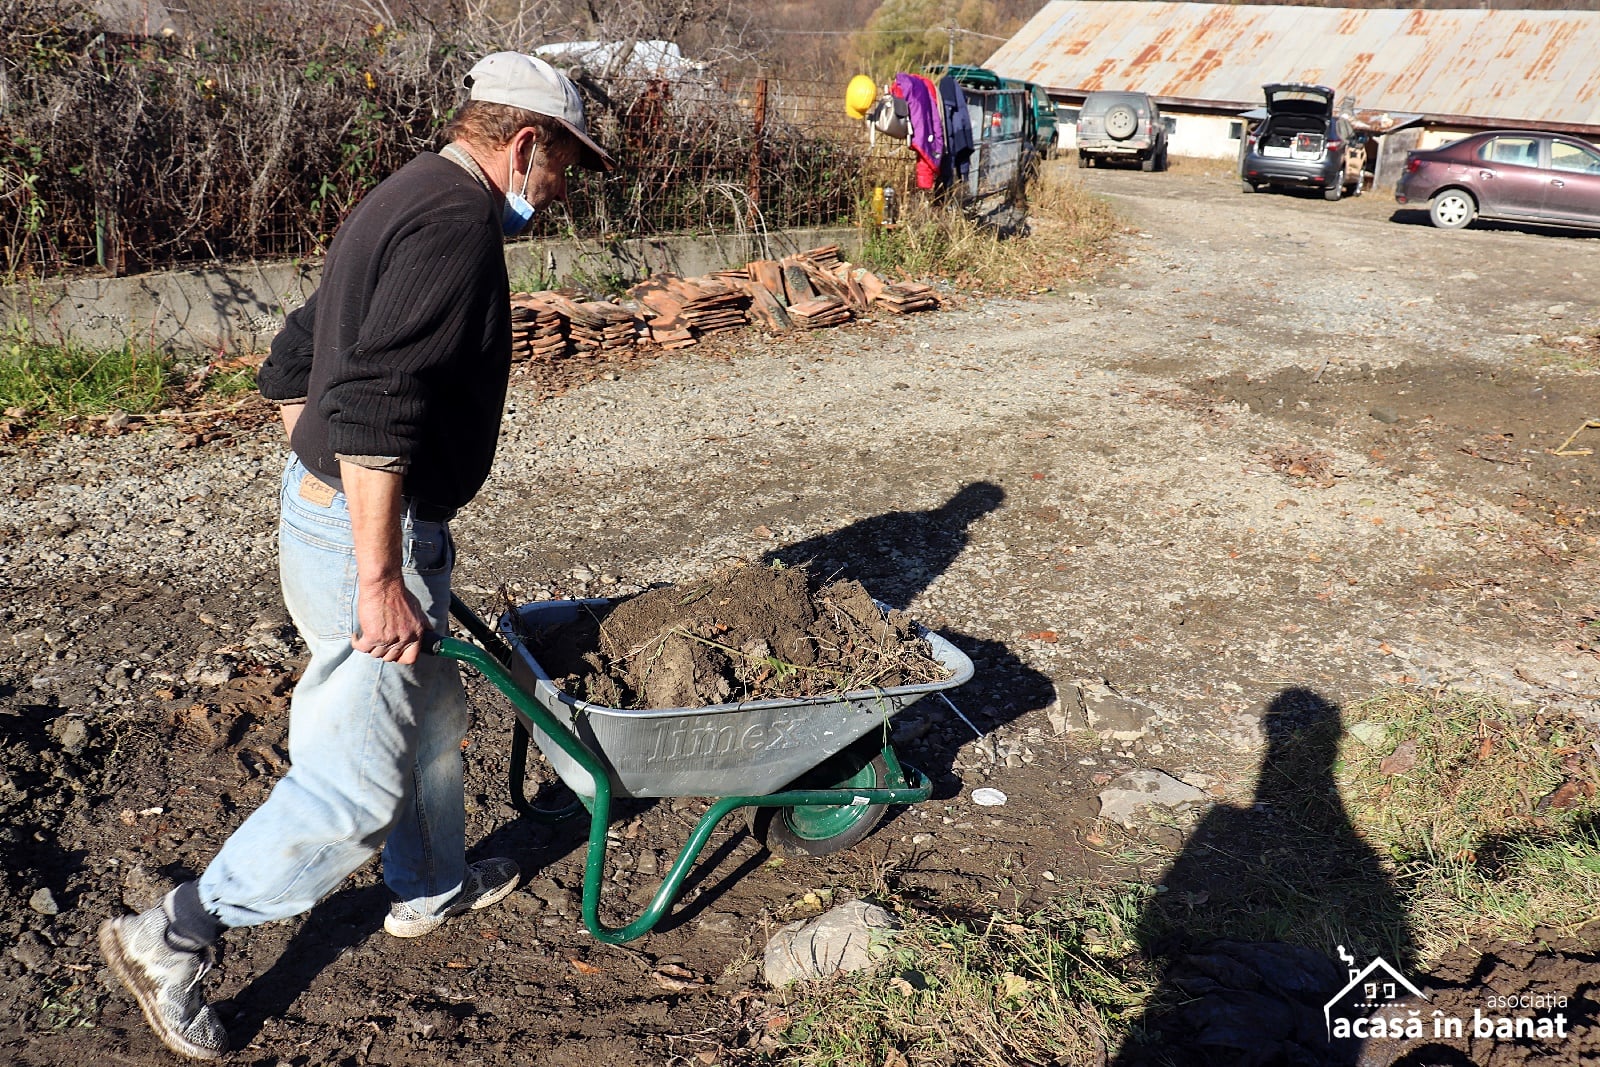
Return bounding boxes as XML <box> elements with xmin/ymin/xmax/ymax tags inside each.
<box><xmin>1324</xmin><ymin>945</ymin><xmax>1429</xmax><ymax>1039</ymax></box>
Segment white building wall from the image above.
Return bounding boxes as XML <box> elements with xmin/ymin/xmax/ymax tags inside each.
<box><xmin>1165</xmin><ymin>112</ymin><xmax>1248</xmax><ymax>159</ymax></box>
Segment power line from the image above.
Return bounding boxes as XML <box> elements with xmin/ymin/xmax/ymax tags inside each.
<box><xmin>762</xmin><ymin>27</ymin><xmax>1011</xmax><ymax>41</ymax></box>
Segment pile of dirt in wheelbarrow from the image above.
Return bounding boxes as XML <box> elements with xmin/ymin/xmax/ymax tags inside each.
<box><xmin>523</xmin><ymin>563</ymin><xmax>951</xmax><ymax>708</ymax></box>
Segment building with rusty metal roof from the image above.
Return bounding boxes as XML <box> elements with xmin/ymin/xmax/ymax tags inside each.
<box><xmin>984</xmin><ymin>1</ymin><xmax>1600</xmax><ymax>184</ymax></box>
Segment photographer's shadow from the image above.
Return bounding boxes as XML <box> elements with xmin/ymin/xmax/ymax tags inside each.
<box><xmin>1113</xmin><ymin>687</ymin><xmax>1416</xmax><ymax>1067</ymax></box>
<box><xmin>763</xmin><ymin>481</ymin><xmax>1057</xmax><ymax>799</ymax></box>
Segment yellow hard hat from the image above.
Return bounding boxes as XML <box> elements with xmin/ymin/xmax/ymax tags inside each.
<box><xmin>845</xmin><ymin>74</ymin><xmax>876</xmax><ymax>120</ymax></box>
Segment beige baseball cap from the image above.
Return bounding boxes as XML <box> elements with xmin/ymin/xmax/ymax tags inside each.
<box><xmin>464</xmin><ymin>52</ymin><xmax>614</xmax><ymax>172</ymax></box>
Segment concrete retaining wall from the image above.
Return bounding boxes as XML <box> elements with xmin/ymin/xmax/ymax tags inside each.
<box><xmin>2</xmin><ymin>227</ymin><xmax>861</xmax><ymax>356</ymax></box>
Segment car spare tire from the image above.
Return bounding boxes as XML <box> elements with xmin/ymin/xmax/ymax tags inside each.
<box><xmin>1104</xmin><ymin>104</ymin><xmax>1138</xmax><ymax>141</ymax></box>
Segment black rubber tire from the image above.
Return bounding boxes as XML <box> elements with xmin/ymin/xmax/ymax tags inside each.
<box><xmin>1323</xmin><ymin>183</ymin><xmax>1342</xmax><ymax>202</ymax></box>
<box><xmin>1140</xmin><ymin>155</ymin><xmax>1156</xmax><ymax>172</ymax></box>
<box><xmin>1155</xmin><ymin>146</ymin><xmax>1169</xmax><ymax>172</ymax></box>
<box><xmin>1241</xmin><ymin>181</ymin><xmax>1256</xmax><ymax>194</ymax></box>
<box><xmin>1104</xmin><ymin>104</ymin><xmax>1138</xmax><ymax>141</ymax></box>
<box><xmin>745</xmin><ymin>745</ymin><xmax>890</xmax><ymax>858</ymax></box>
<box><xmin>1077</xmin><ymin>152</ymin><xmax>1088</xmax><ymax>168</ymax></box>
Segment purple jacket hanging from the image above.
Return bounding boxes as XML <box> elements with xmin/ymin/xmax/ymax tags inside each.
<box><xmin>893</xmin><ymin>72</ymin><xmax>943</xmax><ymax>172</ymax></box>
<box><xmin>937</xmin><ymin>74</ymin><xmax>975</xmax><ymax>185</ymax></box>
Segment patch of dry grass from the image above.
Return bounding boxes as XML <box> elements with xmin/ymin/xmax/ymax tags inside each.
<box><xmin>1161</xmin><ymin>153</ymin><xmax>1241</xmax><ymax>180</ymax></box>
<box><xmin>857</xmin><ymin>163</ymin><xmax>1120</xmax><ymax>295</ymax></box>
<box><xmin>757</xmin><ymin>889</ymin><xmax>1158</xmax><ymax>1067</ymax></box>
<box><xmin>1338</xmin><ymin>689</ymin><xmax>1600</xmax><ymax>961</ymax></box>
<box><xmin>1533</xmin><ymin>330</ymin><xmax>1600</xmax><ymax>374</ymax></box>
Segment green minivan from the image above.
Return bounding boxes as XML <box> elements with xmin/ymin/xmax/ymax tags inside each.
<box><xmin>928</xmin><ymin>64</ymin><xmax>1060</xmax><ymax>159</ymax></box>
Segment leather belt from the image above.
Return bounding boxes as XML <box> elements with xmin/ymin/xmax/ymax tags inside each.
<box><xmin>408</xmin><ymin>500</ymin><xmax>456</xmax><ymax>523</ymax></box>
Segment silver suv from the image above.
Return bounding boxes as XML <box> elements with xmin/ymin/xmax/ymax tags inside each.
<box><xmin>1076</xmin><ymin>91</ymin><xmax>1168</xmax><ymax>171</ymax></box>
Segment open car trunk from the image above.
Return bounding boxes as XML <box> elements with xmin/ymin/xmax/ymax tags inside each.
<box><xmin>1259</xmin><ymin>119</ymin><xmax>1328</xmax><ymax>160</ymax></box>
<box><xmin>1263</xmin><ymin>83</ymin><xmax>1335</xmax><ymax>117</ymax></box>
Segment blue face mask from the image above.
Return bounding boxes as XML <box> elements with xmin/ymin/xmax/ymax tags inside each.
<box><xmin>502</xmin><ymin>148</ymin><xmax>536</xmax><ymax>236</ymax></box>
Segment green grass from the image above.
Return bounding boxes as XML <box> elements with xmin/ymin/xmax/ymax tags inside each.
<box><xmin>0</xmin><ymin>330</ymin><xmax>261</xmax><ymax>428</ymax></box>
<box><xmin>1530</xmin><ymin>331</ymin><xmax>1600</xmax><ymax>374</ymax></box>
<box><xmin>198</xmin><ymin>360</ymin><xmax>261</xmax><ymax>400</ymax></box>
<box><xmin>759</xmin><ymin>888</ymin><xmax>1158</xmax><ymax>1067</ymax></box>
<box><xmin>0</xmin><ymin>335</ymin><xmax>169</xmax><ymax>419</ymax></box>
<box><xmin>756</xmin><ymin>688</ymin><xmax>1600</xmax><ymax>1066</ymax></box>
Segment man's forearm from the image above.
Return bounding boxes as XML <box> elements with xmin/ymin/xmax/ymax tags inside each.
<box><xmin>341</xmin><ymin>461</ymin><xmax>427</xmax><ymax>662</ymax></box>
<box><xmin>341</xmin><ymin>462</ymin><xmax>405</xmax><ymax>585</ymax></box>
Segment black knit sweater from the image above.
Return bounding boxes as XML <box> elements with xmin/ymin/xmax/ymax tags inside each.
<box><xmin>258</xmin><ymin>152</ymin><xmax>512</xmax><ymax>512</ymax></box>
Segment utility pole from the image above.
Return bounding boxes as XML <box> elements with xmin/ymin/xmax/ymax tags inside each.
<box><xmin>947</xmin><ymin>24</ymin><xmax>955</xmax><ymax>66</ymax></box>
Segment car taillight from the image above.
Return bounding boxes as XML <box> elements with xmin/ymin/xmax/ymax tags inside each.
<box><xmin>1405</xmin><ymin>158</ymin><xmax>1422</xmax><ymax>173</ymax></box>
<box><xmin>1326</xmin><ymin>140</ymin><xmax>1342</xmax><ymax>151</ymax></box>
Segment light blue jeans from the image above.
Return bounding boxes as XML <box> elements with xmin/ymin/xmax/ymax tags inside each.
<box><xmin>198</xmin><ymin>454</ymin><xmax>469</xmax><ymax>928</ymax></box>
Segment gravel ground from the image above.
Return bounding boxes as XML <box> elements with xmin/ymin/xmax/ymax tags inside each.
<box><xmin>2</xmin><ymin>164</ymin><xmax>1598</xmax><ymax>1066</ymax></box>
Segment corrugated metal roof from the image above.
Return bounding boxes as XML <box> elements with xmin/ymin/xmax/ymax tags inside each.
<box><xmin>985</xmin><ymin>1</ymin><xmax>1600</xmax><ymax>129</ymax></box>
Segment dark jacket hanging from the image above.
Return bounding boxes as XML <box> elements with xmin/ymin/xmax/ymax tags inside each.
<box><xmin>938</xmin><ymin>75</ymin><xmax>976</xmax><ymax>187</ymax></box>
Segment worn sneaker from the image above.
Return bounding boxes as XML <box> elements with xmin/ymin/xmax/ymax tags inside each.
<box><xmin>98</xmin><ymin>903</ymin><xmax>227</xmax><ymax>1060</ymax></box>
<box><xmin>384</xmin><ymin>857</ymin><xmax>521</xmax><ymax>938</ymax></box>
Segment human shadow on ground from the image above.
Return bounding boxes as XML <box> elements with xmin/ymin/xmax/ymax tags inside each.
<box><xmin>219</xmin><ymin>879</ymin><xmax>389</xmax><ymax>1046</ymax></box>
<box><xmin>1112</xmin><ymin>687</ymin><xmax>1416</xmax><ymax>1067</ymax></box>
<box><xmin>761</xmin><ymin>480</ymin><xmax>1058</xmax><ymax>801</ymax></box>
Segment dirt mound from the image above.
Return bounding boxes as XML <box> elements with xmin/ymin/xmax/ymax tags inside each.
<box><xmin>525</xmin><ymin>563</ymin><xmax>949</xmax><ymax>708</ymax></box>
<box><xmin>1349</xmin><ymin>934</ymin><xmax>1600</xmax><ymax>1067</ymax></box>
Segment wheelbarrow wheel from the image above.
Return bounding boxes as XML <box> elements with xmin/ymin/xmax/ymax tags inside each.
<box><xmin>745</xmin><ymin>745</ymin><xmax>890</xmax><ymax>858</ymax></box>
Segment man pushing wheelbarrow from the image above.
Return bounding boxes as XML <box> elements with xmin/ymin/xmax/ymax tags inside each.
<box><xmin>98</xmin><ymin>51</ymin><xmax>613</xmax><ymax>1060</ymax></box>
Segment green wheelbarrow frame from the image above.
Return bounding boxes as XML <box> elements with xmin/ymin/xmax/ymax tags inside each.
<box><xmin>431</xmin><ymin>595</ymin><xmax>940</xmax><ymax>945</ymax></box>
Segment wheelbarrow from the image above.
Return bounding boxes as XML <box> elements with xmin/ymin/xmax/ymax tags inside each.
<box><xmin>427</xmin><ymin>594</ymin><xmax>974</xmax><ymax>945</ymax></box>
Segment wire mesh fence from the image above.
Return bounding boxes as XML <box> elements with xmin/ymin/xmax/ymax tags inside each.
<box><xmin>539</xmin><ymin>73</ymin><xmax>918</xmax><ymax>246</ymax></box>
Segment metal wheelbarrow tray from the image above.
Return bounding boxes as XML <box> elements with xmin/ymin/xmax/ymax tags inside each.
<box><xmin>433</xmin><ymin>594</ymin><xmax>974</xmax><ymax>944</ymax></box>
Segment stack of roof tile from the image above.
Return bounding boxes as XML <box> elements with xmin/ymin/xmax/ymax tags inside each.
<box><xmin>509</xmin><ymin>292</ymin><xmax>569</xmax><ymax>361</ymax></box>
<box><xmin>507</xmin><ymin>291</ymin><xmax>643</xmax><ymax>360</ymax></box>
<box><xmin>627</xmin><ymin>274</ymin><xmax>750</xmax><ymax>348</ymax></box>
<box><xmin>514</xmin><ymin>245</ymin><xmax>942</xmax><ymax>358</ymax></box>
<box><xmin>566</xmin><ymin>299</ymin><xmax>641</xmax><ymax>354</ymax></box>
<box><xmin>802</xmin><ymin>244</ymin><xmax>844</xmax><ymax>269</ymax></box>
<box><xmin>874</xmin><ymin>280</ymin><xmax>940</xmax><ymax>314</ymax></box>
<box><xmin>786</xmin><ymin>297</ymin><xmax>852</xmax><ymax>329</ymax></box>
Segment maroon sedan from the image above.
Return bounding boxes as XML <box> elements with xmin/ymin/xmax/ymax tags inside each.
<box><xmin>1395</xmin><ymin>131</ymin><xmax>1600</xmax><ymax>231</ymax></box>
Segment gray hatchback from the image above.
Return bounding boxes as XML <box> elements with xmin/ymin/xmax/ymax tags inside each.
<box><xmin>1240</xmin><ymin>83</ymin><xmax>1365</xmax><ymax>201</ymax></box>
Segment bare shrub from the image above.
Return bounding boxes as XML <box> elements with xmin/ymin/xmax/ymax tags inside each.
<box><xmin>0</xmin><ymin>0</ymin><xmax>872</xmax><ymax>277</ymax></box>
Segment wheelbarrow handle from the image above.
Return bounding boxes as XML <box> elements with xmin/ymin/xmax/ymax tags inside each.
<box><xmin>418</xmin><ymin>596</ymin><xmax>516</xmax><ymax>664</ymax></box>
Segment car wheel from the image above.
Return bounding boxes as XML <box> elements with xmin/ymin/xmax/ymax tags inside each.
<box><xmin>1156</xmin><ymin>146</ymin><xmax>1169</xmax><ymax>172</ymax></box>
<box><xmin>1429</xmin><ymin>190</ymin><xmax>1475</xmax><ymax>229</ymax></box>
<box><xmin>1104</xmin><ymin>104</ymin><xmax>1138</xmax><ymax>141</ymax></box>
<box><xmin>1241</xmin><ymin>181</ymin><xmax>1256</xmax><ymax>194</ymax></box>
<box><xmin>1140</xmin><ymin>155</ymin><xmax>1156</xmax><ymax>172</ymax></box>
<box><xmin>1077</xmin><ymin>152</ymin><xmax>1089</xmax><ymax>169</ymax></box>
<box><xmin>1323</xmin><ymin>182</ymin><xmax>1342</xmax><ymax>202</ymax></box>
